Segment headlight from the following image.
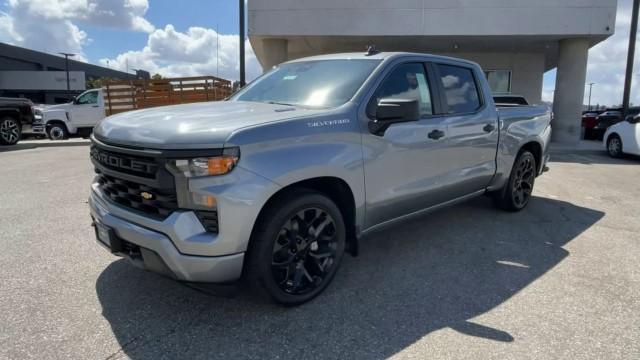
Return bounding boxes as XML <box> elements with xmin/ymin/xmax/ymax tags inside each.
<box><xmin>168</xmin><ymin>147</ymin><xmax>240</xmax><ymax>178</ymax></box>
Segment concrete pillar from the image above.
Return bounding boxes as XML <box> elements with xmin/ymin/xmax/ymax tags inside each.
<box><xmin>261</xmin><ymin>39</ymin><xmax>288</xmax><ymax>70</ymax></box>
<box><xmin>552</xmin><ymin>38</ymin><xmax>590</xmax><ymax>144</ymax></box>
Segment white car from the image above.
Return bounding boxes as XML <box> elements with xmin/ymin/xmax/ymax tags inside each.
<box><xmin>40</xmin><ymin>89</ymin><xmax>105</xmax><ymax>140</ymax></box>
<box><xmin>603</xmin><ymin>114</ymin><xmax>640</xmax><ymax>157</ymax></box>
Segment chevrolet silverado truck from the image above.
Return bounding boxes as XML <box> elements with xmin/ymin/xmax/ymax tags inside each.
<box><xmin>89</xmin><ymin>52</ymin><xmax>551</xmax><ymax>305</ymax></box>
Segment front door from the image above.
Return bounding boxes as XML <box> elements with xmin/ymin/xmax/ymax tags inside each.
<box><xmin>362</xmin><ymin>62</ymin><xmax>456</xmax><ymax>228</ymax></box>
<box><xmin>71</xmin><ymin>90</ymin><xmax>103</xmax><ymax>127</ymax></box>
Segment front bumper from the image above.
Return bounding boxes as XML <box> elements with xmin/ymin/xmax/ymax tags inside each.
<box><xmin>89</xmin><ymin>189</ymin><xmax>244</xmax><ymax>282</ymax></box>
<box><xmin>88</xmin><ymin>164</ymin><xmax>281</xmax><ymax>283</ymax></box>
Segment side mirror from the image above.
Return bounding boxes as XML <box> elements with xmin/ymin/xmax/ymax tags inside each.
<box><xmin>628</xmin><ymin>114</ymin><xmax>640</xmax><ymax>124</ymax></box>
<box><xmin>368</xmin><ymin>98</ymin><xmax>420</xmax><ymax>136</ymax></box>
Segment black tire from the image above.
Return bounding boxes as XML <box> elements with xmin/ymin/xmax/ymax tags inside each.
<box><xmin>245</xmin><ymin>189</ymin><xmax>346</xmax><ymax>306</ymax></box>
<box><xmin>0</xmin><ymin>116</ymin><xmax>22</xmax><ymax>145</ymax></box>
<box><xmin>494</xmin><ymin>150</ymin><xmax>537</xmax><ymax>212</ymax></box>
<box><xmin>606</xmin><ymin>134</ymin><xmax>623</xmax><ymax>158</ymax></box>
<box><xmin>47</xmin><ymin>123</ymin><xmax>68</xmax><ymax>140</ymax></box>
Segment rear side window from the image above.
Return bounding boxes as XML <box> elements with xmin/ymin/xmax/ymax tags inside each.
<box><xmin>371</xmin><ymin>63</ymin><xmax>433</xmax><ymax>117</ymax></box>
<box><xmin>436</xmin><ymin>64</ymin><xmax>481</xmax><ymax>114</ymax></box>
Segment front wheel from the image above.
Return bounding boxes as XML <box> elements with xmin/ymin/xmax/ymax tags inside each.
<box><xmin>607</xmin><ymin>135</ymin><xmax>623</xmax><ymax>158</ymax></box>
<box><xmin>47</xmin><ymin>123</ymin><xmax>68</xmax><ymax>140</ymax></box>
<box><xmin>494</xmin><ymin>150</ymin><xmax>537</xmax><ymax>212</ymax></box>
<box><xmin>245</xmin><ymin>190</ymin><xmax>346</xmax><ymax>306</ymax></box>
<box><xmin>0</xmin><ymin>117</ymin><xmax>21</xmax><ymax>145</ymax></box>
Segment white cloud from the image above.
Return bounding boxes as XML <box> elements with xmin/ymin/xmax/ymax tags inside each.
<box><xmin>544</xmin><ymin>0</ymin><xmax>640</xmax><ymax>107</ymax></box>
<box><xmin>0</xmin><ymin>0</ymin><xmax>154</xmax><ymax>60</ymax></box>
<box><xmin>99</xmin><ymin>25</ymin><xmax>263</xmax><ymax>81</ymax></box>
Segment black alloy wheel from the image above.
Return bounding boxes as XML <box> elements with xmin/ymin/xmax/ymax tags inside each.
<box><xmin>494</xmin><ymin>150</ymin><xmax>537</xmax><ymax>212</ymax></box>
<box><xmin>0</xmin><ymin>117</ymin><xmax>21</xmax><ymax>145</ymax></box>
<box><xmin>245</xmin><ymin>190</ymin><xmax>346</xmax><ymax>306</ymax></box>
<box><xmin>271</xmin><ymin>207</ymin><xmax>339</xmax><ymax>296</ymax></box>
<box><xmin>511</xmin><ymin>153</ymin><xmax>536</xmax><ymax>208</ymax></box>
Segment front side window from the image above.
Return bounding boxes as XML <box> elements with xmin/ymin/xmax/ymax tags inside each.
<box><xmin>76</xmin><ymin>91</ymin><xmax>98</xmax><ymax>105</ymax></box>
<box><xmin>231</xmin><ymin>59</ymin><xmax>381</xmax><ymax>108</ymax></box>
<box><xmin>371</xmin><ymin>63</ymin><xmax>433</xmax><ymax>117</ymax></box>
<box><xmin>437</xmin><ymin>64</ymin><xmax>481</xmax><ymax>114</ymax></box>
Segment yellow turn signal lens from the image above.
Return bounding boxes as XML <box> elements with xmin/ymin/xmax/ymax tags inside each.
<box><xmin>207</xmin><ymin>155</ymin><xmax>238</xmax><ymax>176</ymax></box>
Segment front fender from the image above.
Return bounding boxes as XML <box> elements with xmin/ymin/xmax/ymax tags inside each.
<box><xmin>43</xmin><ymin>109</ymin><xmax>76</xmax><ymax>133</ymax></box>
<box><xmin>225</xmin><ymin>109</ymin><xmax>366</xmax><ymax>232</ymax></box>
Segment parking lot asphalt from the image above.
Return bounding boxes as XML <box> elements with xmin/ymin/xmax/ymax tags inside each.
<box><xmin>1</xmin><ymin>139</ymin><xmax>639</xmax><ymax>360</ymax></box>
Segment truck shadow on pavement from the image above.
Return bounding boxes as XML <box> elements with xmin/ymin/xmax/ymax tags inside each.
<box><xmin>96</xmin><ymin>195</ymin><xmax>604</xmax><ymax>359</ymax></box>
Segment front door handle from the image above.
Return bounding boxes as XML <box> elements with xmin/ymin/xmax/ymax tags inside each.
<box><xmin>483</xmin><ymin>123</ymin><xmax>496</xmax><ymax>133</ymax></box>
<box><xmin>428</xmin><ymin>129</ymin><xmax>445</xmax><ymax>140</ymax></box>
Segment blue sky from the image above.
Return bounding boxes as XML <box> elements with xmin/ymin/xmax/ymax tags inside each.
<box><xmin>0</xmin><ymin>0</ymin><xmax>637</xmax><ymax>105</ymax></box>
<box><xmin>80</xmin><ymin>1</ymin><xmax>240</xmax><ymax>63</ymax></box>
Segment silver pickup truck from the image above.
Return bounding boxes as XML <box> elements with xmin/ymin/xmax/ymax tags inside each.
<box><xmin>89</xmin><ymin>52</ymin><xmax>551</xmax><ymax>305</ymax></box>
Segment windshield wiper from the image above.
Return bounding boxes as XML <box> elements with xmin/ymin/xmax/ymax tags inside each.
<box><xmin>264</xmin><ymin>101</ymin><xmax>297</xmax><ymax>107</ymax></box>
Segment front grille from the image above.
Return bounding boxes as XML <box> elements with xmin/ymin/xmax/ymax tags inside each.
<box><xmin>97</xmin><ymin>174</ymin><xmax>178</xmax><ymax>219</ymax></box>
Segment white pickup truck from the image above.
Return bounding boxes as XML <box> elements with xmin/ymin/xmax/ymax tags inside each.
<box><xmin>40</xmin><ymin>88</ymin><xmax>105</xmax><ymax>140</ymax></box>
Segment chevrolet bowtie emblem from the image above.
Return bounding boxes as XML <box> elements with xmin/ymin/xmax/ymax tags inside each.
<box><xmin>140</xmin><ymin>191</ymin><xmax>154</xmax><ymax>200</ymax></box>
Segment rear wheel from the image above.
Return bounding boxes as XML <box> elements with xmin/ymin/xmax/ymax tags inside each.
<box><xmin>494</xmin><ymin>150</ymin><xmax>537</xmax><ymax>212</ymax></box>
<box><xmin>0</xmin><ymin>116</ymin><xmax>21</xmax><ymax>145</ymax></box>
<box><xmin>245</xmin><ymin>190</ymin><xmax>346</xmax><ymax>306</ymax></box>
<box><xmin>607</xmin><ymin>135</ymin><xmax>623</xmax><ymax>158</ymax></box>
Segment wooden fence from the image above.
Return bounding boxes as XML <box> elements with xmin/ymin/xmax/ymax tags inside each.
<box><xmin>104</xmin><ymin>76</ymin><xmax>233</xmax><ymax>116</ymax></box>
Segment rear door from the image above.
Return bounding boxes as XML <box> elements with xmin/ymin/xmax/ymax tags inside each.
<box><xmin>432</xmin><ymin>62</ymin><xmax>499</xmax><ymax>194</ymax></box>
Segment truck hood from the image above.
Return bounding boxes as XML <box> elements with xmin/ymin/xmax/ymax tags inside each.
<box><xmin>39</xmin><ymin>103</ymin><xmax>72</xmax><ymax>111</ymax></box>
<box><xmin>94</xmin><ymin>101</ymin><xmax>322</xmax><ymax>149</ymax></box>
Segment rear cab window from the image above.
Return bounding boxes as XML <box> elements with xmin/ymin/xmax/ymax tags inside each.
<box><xmin>436</xmin><ymin>64</ymin><xmax>482</xmax><ymax>114</ymax></box>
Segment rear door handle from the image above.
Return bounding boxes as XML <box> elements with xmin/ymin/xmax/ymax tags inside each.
<box><xmin>483</xmin><ymin>123</ymin><xmax>496</xmax><ymax>133</ymax></box>
<box><xmin>428</xmin><ymin>129</ymin><xmax>445</xmax><ymax>140</ymax></box>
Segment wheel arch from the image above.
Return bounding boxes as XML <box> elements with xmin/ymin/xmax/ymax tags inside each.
<box><xmin>250</xmin><ymin>176</ymin><xmax>359</xmax><ymax>256</ymax></box>
<box><xmin>520</xmin><ymin>140</ymin><xmax>543</xmax><ymax>175</ymax></box>
<box><xmin>606</xmin><ymin>132</ymin><xmax>621</xmax><ymax>142</ymax></box>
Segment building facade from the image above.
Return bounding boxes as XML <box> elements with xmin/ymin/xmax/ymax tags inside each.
<box><xmin>248</xmin><ymin>0</ymin><xmax>618</xmax><ymax>143</ymax></box>
<box><xmin>0</xmin><ymin>42</ymin><xmax>136</xmax><ymax>104</ymax></box>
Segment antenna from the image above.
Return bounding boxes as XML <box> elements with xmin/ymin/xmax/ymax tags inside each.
<box><xmin>365</xmin><ymin>45</ymin><xmax>379</xmax><ymax>56</ymax></box>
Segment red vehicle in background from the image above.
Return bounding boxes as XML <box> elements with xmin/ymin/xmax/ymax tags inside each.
<box><xmin>582</xmin><ymin>111</ymin><xmax>600</xmax><ymax>140</ymax></box>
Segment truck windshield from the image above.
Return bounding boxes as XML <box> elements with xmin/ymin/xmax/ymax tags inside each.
<box><xmin>231</xmin><ymin>59</ymin><xmax>381</xmax><ymax>108</ymax></box>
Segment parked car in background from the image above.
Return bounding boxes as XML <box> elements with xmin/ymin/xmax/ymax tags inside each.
<box><xmin>582</xmin><ymin>111</ymin><xmax>602</xmax><ymax>140</ymax></box>
<box><xmin>592</xmin><ymin>109</ymin><xmax>624</xmax><ymax>141</ymax></box>
<box><xmin>89</xmin><ymin>52</ymin><xmax>551</xmax><ymax>305</ymax></box>
<box><xmin>39</xmin><ymin>88</ymin><xmax>105</xmax><ymax>140</ymax></box>
<box><xmin>0</xmin><ymin>97</ymin><xmax>43</xmax><ymax>145</ymax></box>
<box><xmin>604</xmin><ymin>112</ymin><xmax>640</xmax><ymax>158</ymax></box>
<box><xmin>493</xmin><ymin>95</ymin><xmax>529</xmax><ymax>106</ymax></box>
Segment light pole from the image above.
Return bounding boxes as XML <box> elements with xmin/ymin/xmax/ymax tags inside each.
<box><xmin>622</xmin><ymin>0</ymin><xmax>639</xmax><ymax>116</ymax></box>
<box><xmin>587</xmin><ymin>82</ymin><xmax>595</xmax><ymax>110</ymax></box>
<box><xmin>59</xmin><ymin>52</ymin><xmax>75</xmax><ymax>101</ymax></box>
<box><xmin>239</xmin><ymin>0</ymin><xmax>246</xmax><ymax>87</ymax></box>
